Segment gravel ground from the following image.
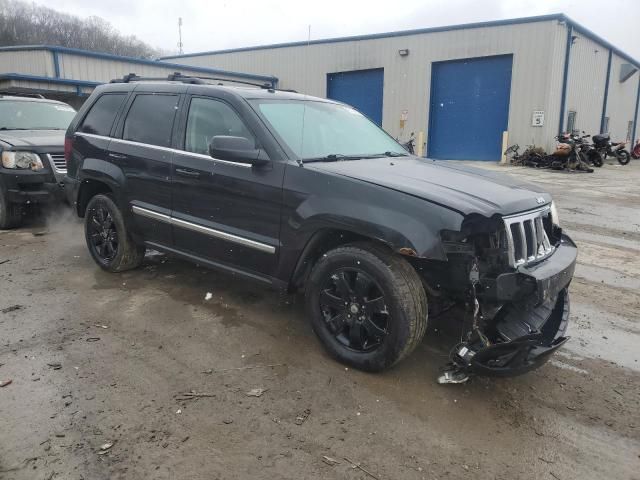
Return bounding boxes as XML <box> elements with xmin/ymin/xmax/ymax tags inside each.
<box><xmin>1</xmin><ymin>159</ymin><xmax>639</xmax><ymax>480</ymax></box>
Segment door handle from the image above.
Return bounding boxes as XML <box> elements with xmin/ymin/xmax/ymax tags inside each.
<box><xmin>175</xmin><ymin>168</ymin><xmax>201</xmax><ymax>178</ymax></box>
<box><xmin>108</xmin><ymin>153</ymin><xmax>127</xmax><ymax>160</ymax></box>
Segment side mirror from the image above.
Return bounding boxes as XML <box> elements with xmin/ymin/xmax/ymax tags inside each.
<box><xmin>208</xmin><ymin>136</ymin><xmax>268</xmax><ymax>165</ymax></box>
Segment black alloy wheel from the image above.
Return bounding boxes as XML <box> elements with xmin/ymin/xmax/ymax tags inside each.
<box><xmin>84</xmin><ymin>194</ymin><xmax>145</xmax><ymax>272</ymax></box>
<box><xmin>319</xmin><ymin>268</ymin><xmax>389</xmax><ymax>352</ymax></box>
<box><xmin>306</xmin><ymin>243</ymin><xmax>428</xmax><ymax>372</ymax></box>
<box><xmin>87</xmin><ymin>204</ymin><xmax>118</xmax><ymax>262</ymax></box>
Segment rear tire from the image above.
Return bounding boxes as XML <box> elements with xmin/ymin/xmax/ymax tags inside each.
<box><xmin>0</xmin><ymin>188</ymin><xmax>22</xmax><ymax>229</ymax></box>
<box><xmin>617</xmin><ymin>150</ymin><xmax>631</xmax><ymax>165</ymax></box>
<box><xmin>84</xmin><ymin>194</ymin><xmax>145</xmax><ymax>272</ymax></box>
<box><xmin>305</xmin><ymin>242</ymin><xmax>428</xmax><ymax>372</ymax></box>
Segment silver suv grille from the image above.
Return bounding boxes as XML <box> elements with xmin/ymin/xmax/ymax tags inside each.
<box><xmin>503</xmin><ymin>206</ymin><xmax>554</xmax><ymax>267</ymax></box>
<box><xmin>46</xmin><ymin>153</ymin><xmax>66</xmax><ymax>173</ymax></box>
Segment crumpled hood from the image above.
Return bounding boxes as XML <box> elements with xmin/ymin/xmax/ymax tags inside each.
<box><xmin>0</xmin><ymin>130</ymin><xmax>65</xmax><ymax>149</ymax></box>
<box><xmin>307</xmin><ymin>157</ymin><xmax>552</xmax><ymax>216</ymax></box>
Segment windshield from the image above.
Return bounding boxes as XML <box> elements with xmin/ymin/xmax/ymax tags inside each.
<box><xmin>250</xmin><ymin>99</ymin><xmax>407</xmax><ymax>160</ymax></box>
<box><xmin>0</xmin><ymin>100</ymin><xmax>76</xmax><ymax>130</ymax></box>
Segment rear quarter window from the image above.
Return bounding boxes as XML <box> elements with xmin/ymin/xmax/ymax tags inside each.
<box><xmin>123</xmin><ymin>94</ymin><xmax>179</xmax><ymax>148</ymax></box>
<box><xmin>79</xmin><ymin>93</ymin><xmax>127</xmax><ymax>136</ymax></box>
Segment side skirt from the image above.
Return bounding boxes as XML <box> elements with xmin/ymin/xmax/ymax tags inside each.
<box><xmin>144</xmin><ymin>241</ymin><xmax>287</xmax><ymax>291</ymax></box>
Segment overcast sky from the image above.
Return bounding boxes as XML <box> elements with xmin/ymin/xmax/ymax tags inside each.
<box><xmin>38</xmin><ymin>0</ymin><xmax>640</xmax><ymax>60</ymax></box>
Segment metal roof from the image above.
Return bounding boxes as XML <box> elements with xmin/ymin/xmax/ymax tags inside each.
<box><xmin>160</xmin><ymin>13</ymin><xmax>640</xmax><ymax>69</ymax></box>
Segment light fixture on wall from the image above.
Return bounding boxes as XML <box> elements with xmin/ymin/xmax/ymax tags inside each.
<box><xmin>398</xmin><ymin>49</ymin><xmax>409</xmax><ymax>57</ymax></box>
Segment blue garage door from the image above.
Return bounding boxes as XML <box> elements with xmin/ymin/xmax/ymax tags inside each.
<box><xmin>327</xmin><ymin>68</ymin><xmax>384</xmax><ymax>126</ymax></box>
<box><xmin>428</xmin><ymin>55</ymin><xmax>513</xmax><ymax>160</ymax></box>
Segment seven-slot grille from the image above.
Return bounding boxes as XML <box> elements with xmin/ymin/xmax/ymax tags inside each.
<box><xmin>503</xmin><ymin>206</ymin><xmax>554</xmax><ymax>267</ymax></box>
<box><xmin>46</xmin><ymin>153</ymin><xmax>66</xmax><ymax>173</ymax></box>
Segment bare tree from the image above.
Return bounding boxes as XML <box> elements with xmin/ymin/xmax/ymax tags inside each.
<box><xmin>0</xmin><ymin>0</ymin><xmax>161</xmax><ymax>58</ymax></box>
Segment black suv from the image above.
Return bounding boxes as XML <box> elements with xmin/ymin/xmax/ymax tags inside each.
<box><xmin>64</xmin><ymin>75</ymin><xmax>577</xmax><ymax>381</ymax></box>
<box><xmin>0</xmin><ymin>94</ymin><xmax>75</xmax><ymax>228</ymax></box>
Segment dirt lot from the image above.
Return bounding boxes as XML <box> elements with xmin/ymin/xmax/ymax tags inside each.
<box><xmin>1</xmin><ymin>159</ymin><xmax>639</xmax><ymax>480</ymax></box>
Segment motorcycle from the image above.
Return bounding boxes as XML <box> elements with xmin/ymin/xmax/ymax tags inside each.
<box><xmin>549</xmin><ymin>133</ymin><xmax>593</xmax><ymax>172</ymax></box>
<box><xmin>592</xmin><ymin>134</ymin><xmax>631</xmax><ymax>165</ymax></box>
<box><xmin>570</xmin><ymin>132</ymin><xmax>603</xmax><ymax>167</ymax></box>
<box><xmin>631</xmin><ymin>139</ymin><xmax>640</xmax><ymax>159</ymax></box>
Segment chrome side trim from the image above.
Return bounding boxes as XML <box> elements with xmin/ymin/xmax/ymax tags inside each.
<box><xmin>131</xmin><ymin>205</ymin><xmax>275</xmax><ymax>254</ymax></box>
<box><xmin>74</xmin><ymin>132</ymin><xmax>252</xmax><ymax>168</ymax></box>
<box><xmin>171</xmin><ymin>217</ymin><xmax>275</xmax><ymax>254</ymax></box>
<box><xmin>131</xmin><ymin>205</ymin><xmax>171</xmax><ymax>223</ymax></box>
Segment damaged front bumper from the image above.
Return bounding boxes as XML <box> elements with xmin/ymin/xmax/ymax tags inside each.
<box><xmin>446</xmin><ymin>235</ymin><xmax>577</xmax><ymax>379</ymax></box>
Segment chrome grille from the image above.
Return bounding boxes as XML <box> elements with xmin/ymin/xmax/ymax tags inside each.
<box><xmin>46</xmin><ymin>153</ymin><xmax>66</xmax><ymax>173</ymax></box>
<box><xmin>503</xmin><ymin>206</ymin><xmax>554</xmax><ymax>267</ymax></box>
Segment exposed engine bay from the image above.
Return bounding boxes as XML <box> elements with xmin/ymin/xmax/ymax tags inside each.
<box><xmin>407</xmin><ymin>204</ymin><xmax>577</xmax><ymax>383</ymax></box>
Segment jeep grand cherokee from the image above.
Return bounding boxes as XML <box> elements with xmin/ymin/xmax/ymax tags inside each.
<box><xmin>63</xmin><ymin>75</ymin><xmax>577</xmax><ymax>381</ymax></box>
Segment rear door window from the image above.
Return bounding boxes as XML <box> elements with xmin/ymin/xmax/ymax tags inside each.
<box><xmin>79</xmin><ymin>93</ymin><xmax>127</xmax><ymax>136</ymax></box>
<box><xmin>123</xmin><ymin>94</ymin><xmax>179</xmax><ymax>147</ymax></box>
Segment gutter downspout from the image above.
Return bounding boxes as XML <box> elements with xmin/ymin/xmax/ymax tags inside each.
<box><xmin>52</xmin><ymin>50</ymin><xmax>61</xmax><ymax>78</ymax></box>
<box><xmin>600</xmin><ymin>49</ymin><xmax>613</xmax><ymax>134</ymax></box>
<box><xmin>633</xmin><ymin>74</ymin><xmax>640</xmax><ymax>144</ymax></box>
<box><xmin>558</xmin><ymin>23</ymin><xmax>573</xmax><ymax>135</ymax></box>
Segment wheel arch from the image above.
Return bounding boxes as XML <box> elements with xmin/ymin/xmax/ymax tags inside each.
<box><xmin>287</xmin><ymin>226</ymin><xmax>433</xmax><ymax>293</ymax></box>
<box><xmin>76</xmin><ymin>158</ymin><xmax>126</xmax><ymax>217</ymax></box>
<box><xmin>76</xmin><ymin>179</ymin><xmax>114</xmax><ymax>217</ymax></box>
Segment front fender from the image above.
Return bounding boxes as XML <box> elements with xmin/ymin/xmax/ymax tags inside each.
<box><xmin>276</xmin><ymin>164</ymin><xmax>465</xmax><ymax>286</ymax></box>
<box><xmin>291</xmin><ymin>196</ymin><xmax>448</xmax><ymax>258</ymax></box>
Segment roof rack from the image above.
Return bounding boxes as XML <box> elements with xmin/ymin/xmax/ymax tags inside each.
<box><xmin>110</xmin><ymin>72</ymin><xmax>278</xmax><ymax>89</ymax></box>
<box><xmin>0</xmin><ymin>91</ymin><xmax>46</xmax><ymax>99</ymax></box>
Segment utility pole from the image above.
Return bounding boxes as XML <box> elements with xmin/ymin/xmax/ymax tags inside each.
<box><xmin>177</xmin><ymin>17</ymin><xmax>184</xmax><ymax>54</ymax></box>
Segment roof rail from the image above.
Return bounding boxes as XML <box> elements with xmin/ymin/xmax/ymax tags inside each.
<box><xmin>110</xmin><ymin>72</ymin><xmax>277</xmax><ymax>89</ymax></box>
<box><xmin>0</xmin><ymin>90</ymin><xmax>46</xmax><ymax>99</ymax></box>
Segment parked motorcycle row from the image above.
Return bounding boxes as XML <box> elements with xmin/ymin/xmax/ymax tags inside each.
<box><xmin>506</xmin><ymin>132</ymin><xmax>635</xmax><ymax>173</ymax></box>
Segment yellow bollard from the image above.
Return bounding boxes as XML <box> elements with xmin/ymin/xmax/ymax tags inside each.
<box><xmin>501</xmin><ymin>131</ymin><xmax>509</xmax><ymax>164</ymax></box>
<box><xmin>417</xmin><ymin>131</ymin><xmax>425</xmax><ymax>157</ymax></box>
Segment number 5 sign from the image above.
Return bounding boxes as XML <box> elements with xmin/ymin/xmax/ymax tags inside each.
<box><xmin>532</xmin><ymin>111</ymin><xmax>544</xmax><ymax>127</ymax></box>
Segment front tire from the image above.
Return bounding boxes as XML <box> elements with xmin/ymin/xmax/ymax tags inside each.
<box><xmin>0</xmin><ymin>188</ymin><xmax>21</xmax><ymax>229</ymax></box>
<box><xmin>305</xmin><ymin>243</ymin><xmax>428</xmax><ymax>372</ymax></box>
<box><xmin>84</xmin><ymin>194</ymin><xmax>145</xmax><ymax>272</ymax></box>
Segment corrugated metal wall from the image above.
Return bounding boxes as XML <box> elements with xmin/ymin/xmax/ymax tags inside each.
<box><xmin>564</xmin><ymin>33</ymin><xmax>609</xmax><ymax>136</ymax></box>
<box><xmin>0</xmin><ymin>50</ymin><xmax>55</xmax><ymax>76</ymax></box>
<box><xmin>605</xmin><ymin>53</ymin><xmax>638</xmax><ymax>142</ymax></box>
<box><xmin>0</xmin><ymin>47</ymin><xmax>272</xmax><ymax>105</ymax></box>
<box><xmin>170</xmin><ymin>20</ymin><xmax>568</xmax><ymax>155</ymax></box>
<box><xmin>55</xmin><ymin>52</ymin><xmax>243</xmax><ymax>84</ymax></box>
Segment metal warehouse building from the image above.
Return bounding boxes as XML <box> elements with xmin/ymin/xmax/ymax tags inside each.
<box><xmin>162</xmin><ymin>14</ymin><xmax>640</xmax><ymax>161</ymax></box>
<box><xmin>0</xmin><ymin>45</ymin><xmax>277</xmax><ymax>109</ymax></box>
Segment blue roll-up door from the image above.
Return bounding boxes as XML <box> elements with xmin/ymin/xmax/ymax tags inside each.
<box><xmin>428</xmin><ymin>55</ymin><xmax>513</xmax><ymax>160</ymax></box>
<box><xmin>327</xmin><ymin>68</ymin><xmax>384</xmax><ymax>126</ymax></box>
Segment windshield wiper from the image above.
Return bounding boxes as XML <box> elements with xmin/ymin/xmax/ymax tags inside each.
<box><xmin>383</xmin><ymin>151</ymin><xmax>409</xmax><ymax>157</ymax></box>
<box><xmin>302</xmin><ymin>154</ymin><xmax>364</xmax><ymax>163</ymax></box>
<box><xmin>358</xmin><ymin>151</ymin><xmax>409</xmax><ymax>158</ymax></box>
<box><xmin>0</xmin><ymin>127</ymin><xmax>29</xmax><ymax>131</ymax></box>
<box><xmin>302</xmin><ymin>151</ymin><xmax>409</xmax><ymax>163</ymax></box>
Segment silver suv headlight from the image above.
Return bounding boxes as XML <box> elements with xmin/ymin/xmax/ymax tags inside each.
<box><xmin>1</xmin><ymin>151</ymin><xmax>44</xmax><ymax>171</ymax></box>
<box><xmin>550</xmin><ymin>201</ymin><xmax>560</xmax><ymax>227</ymax></box>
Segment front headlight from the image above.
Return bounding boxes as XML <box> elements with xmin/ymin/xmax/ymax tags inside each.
<box><xmin>1</xmin><ymin>151</ymin><xmax>44</xmax><ymax>171</ymax></box>
<box><xmin>550</xmin><ymin>201</ymin><xmax>560</xmax><ymax>227</ymax></box>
